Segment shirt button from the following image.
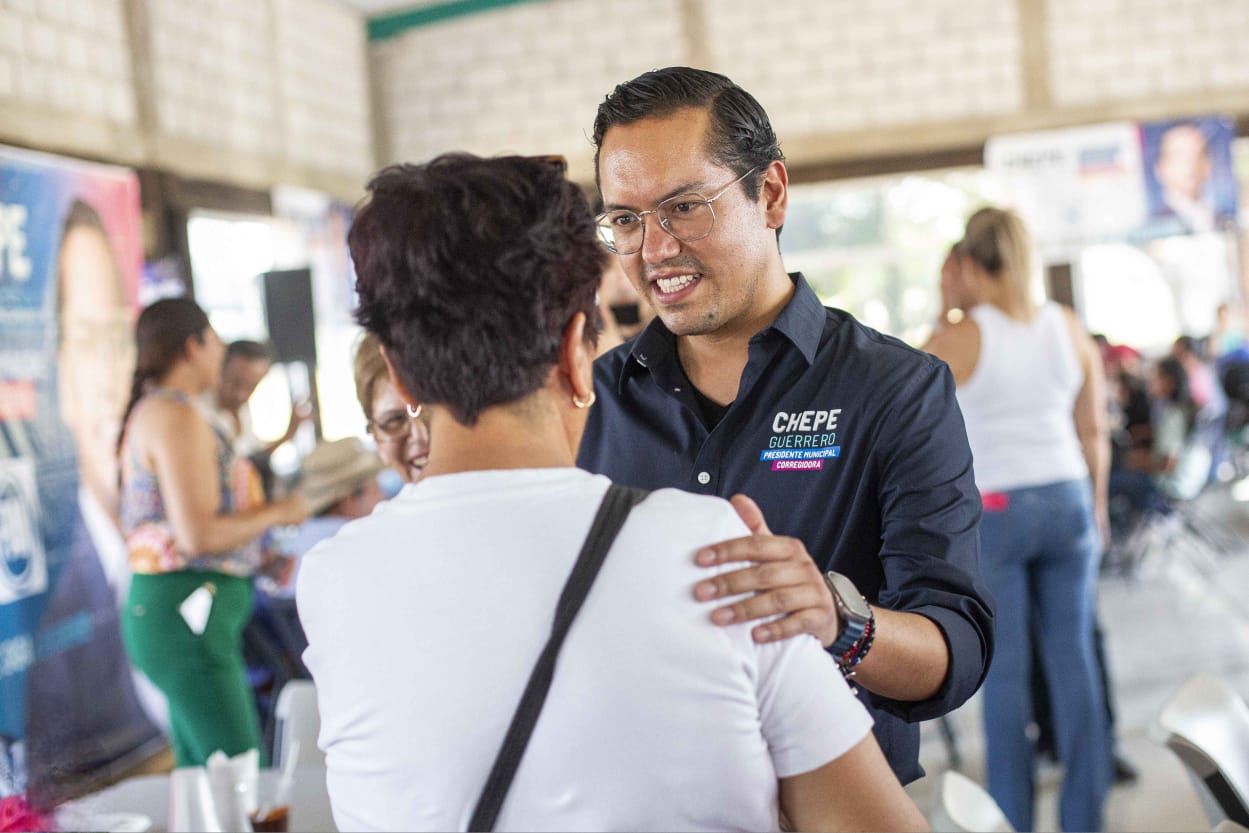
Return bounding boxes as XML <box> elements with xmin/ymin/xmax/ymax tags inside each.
<box><xmin>697</xmin><ymin>471</ymin><xmax>711</xmax><ymax>485</ymax></box>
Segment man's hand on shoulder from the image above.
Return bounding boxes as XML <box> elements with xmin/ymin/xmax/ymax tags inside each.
<box><xmin>693</xmin><ymin>494</ymin><xmax>840</xmax><ymax>647</ymax></box>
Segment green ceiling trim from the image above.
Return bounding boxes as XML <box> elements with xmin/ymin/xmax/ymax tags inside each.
<box><xmin>367</xmin><ymin>0</ymin><xmax>544</xmax><ymax>41</ymax></box>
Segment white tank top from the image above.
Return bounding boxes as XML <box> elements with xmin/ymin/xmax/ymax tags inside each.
<box><xmin>956</xmin><ymin>302</ymin><xmax>1089</xmax><ymax>492</ymax></box>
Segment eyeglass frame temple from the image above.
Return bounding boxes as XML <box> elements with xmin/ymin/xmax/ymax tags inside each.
<box><xmin>598</xmin><ymin>165</ymin><xmax>761</xmax><ymax>253</ymax></box>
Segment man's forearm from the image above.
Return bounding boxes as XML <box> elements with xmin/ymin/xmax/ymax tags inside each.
<box><xmin>850</xmin><ymin>608</ymin><xmax>948</xmax><ymax>702</ymax></box>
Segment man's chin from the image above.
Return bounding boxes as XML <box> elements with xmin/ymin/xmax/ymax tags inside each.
<box><xmin>655</xmin><ymin>309</ymin><xmax>719</xmax><ymax>338</ymax></box>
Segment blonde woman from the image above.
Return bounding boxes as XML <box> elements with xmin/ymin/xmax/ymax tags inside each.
<box><xmin>925</xmin><ymin>208</ymin><xmax>1111</xmax><ymax>832</ymax></box>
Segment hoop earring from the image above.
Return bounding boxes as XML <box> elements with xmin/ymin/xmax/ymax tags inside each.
<box><xmin>407</xmin><ymin>403</ymin><xmax>422</xmax><ymax>419</ymax></box>
<box><xmin>572</xmin><ymin>391</ymin><xmax>596</xmax><ymax>409</ymax></box>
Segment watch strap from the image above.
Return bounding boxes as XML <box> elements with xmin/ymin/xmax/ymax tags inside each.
<box><xmin>825</xmin><ymin>572</ymin><xmax>869</xmax><ymax>656</ymax></box>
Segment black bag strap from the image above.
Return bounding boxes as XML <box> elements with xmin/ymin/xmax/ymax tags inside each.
<box><xmin>468</xmin><ymin>483</ymin><xmax>650</xmax><ymax>832</ymax></box>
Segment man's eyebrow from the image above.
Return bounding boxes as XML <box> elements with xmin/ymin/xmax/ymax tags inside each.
<box><xmin>601</xmin><ymin>181</ymin><xmax>707</xmax><ymax>212</ymax></box>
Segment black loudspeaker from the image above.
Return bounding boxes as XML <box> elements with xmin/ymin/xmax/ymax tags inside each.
<box><xmin>261</xmin><ymin>268</ymin><xmax>317</xmax><ymax>366</ymax></box>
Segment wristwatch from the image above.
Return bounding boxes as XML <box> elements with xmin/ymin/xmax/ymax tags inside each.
<box><xmin>824</xmin><ymin>571</ymin><xmax>872</xmax><ymax>658</ymax></box>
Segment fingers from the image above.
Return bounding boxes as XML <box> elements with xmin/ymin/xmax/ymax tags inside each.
<box><xmin>707</xmin><ymin>581</ymin><xmax>837</xmax><ymax>645</ymax></box>
<box><xmin>748</xmin><ymin>607</ymin><xmax>838</xmax><ymax>644</ymax></box>
<box><xmin>694</xmin><ymin>558</ymin><xmax>819</xmax><ymax>602</ymax></box>
<box><xmin>695</xmin><ymin>531</ymin><xmax>800</xmax><ymax>567</ymax></box>
<box><xmin>729</xmin><ymin>493</ymin><xmax>770</xmax><ymax>536</ymax></box>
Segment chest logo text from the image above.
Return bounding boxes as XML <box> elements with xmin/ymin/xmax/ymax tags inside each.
<box><xmin>760</xmin><ymin>409</ymin><xmax>842</xmax><ymax>471</ymax></box>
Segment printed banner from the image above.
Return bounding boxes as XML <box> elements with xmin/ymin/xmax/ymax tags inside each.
<box><xmin>984</xmin><ymin>122</ymin><xmax>1148</xmax><ymax>247</ymax></box>
<box><xmin>1137</xmin><ymin>116</ymin><xmax>1239</xmax><ymax>239</ymax></box>
<box><xmin>0</xmin><ymin>145</ymin><xmax>163</xmax><ymax>808</ymax></box>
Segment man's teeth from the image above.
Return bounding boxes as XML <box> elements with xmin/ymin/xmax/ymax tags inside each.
<box><xmin>656</xmin><ymin>274</ymin><xmax>697</xmax><ymax>294</ymax></box>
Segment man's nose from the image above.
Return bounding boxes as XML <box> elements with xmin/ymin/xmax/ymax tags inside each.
<box><xmin>640</xmin><ymin>214</ymin><xmax>680</xmax><ymax>265</ymax></box>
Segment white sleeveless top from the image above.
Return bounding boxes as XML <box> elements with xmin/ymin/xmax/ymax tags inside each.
<box><xmin>956</xmin><ymin>302</ymin><xmax>1089</xmax><ymax>492</ymax></box>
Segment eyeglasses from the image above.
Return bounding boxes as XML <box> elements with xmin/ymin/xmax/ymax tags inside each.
<box><xmin>367</xmin><ymin>405</ymin><xmax>423</xmax><ymax>444</ymax></box>
<box><xmin>595</xmin><ymin>167</ymin><xmax>760</xmax><ymax>255</ymax></box>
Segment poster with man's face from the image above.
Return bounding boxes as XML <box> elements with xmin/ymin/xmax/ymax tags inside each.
<box><xmin>0</xmin><ymin>145</ymin><xmax>162</xmax><ymax>807</ymax></box>
<box><xmin>1140</xmin><ymin>116</ymin><xmax>1239</xmax><ymax>238</ymax></box>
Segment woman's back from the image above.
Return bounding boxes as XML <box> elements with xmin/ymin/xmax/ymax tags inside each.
<box><xmin>956</xmin><ymin>302</ymin><xmax>1088</xmax><ymax>491</ymax></box>
<box><xmin>119</xmin><ymin>389</ymin><xmax>259</xmax><ymax>576</ymax></box>
<box><xmin>298</xmin><ymin>468</ymin><xmax>870</xmax><ymax>832</ymax></box>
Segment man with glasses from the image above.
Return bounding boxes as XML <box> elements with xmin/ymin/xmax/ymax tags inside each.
<box><xmin>578</xmin><ymin>67</ymin><xmax>995</xmax><ymax>783</ymax></box>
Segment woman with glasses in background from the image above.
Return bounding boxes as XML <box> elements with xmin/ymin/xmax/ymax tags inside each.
<box><xmin>353</xmin><ymin>331</ymin><xmax>431</xmax><ymax>485</ymax></box>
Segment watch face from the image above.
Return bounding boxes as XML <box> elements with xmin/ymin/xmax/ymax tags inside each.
<box><xmin>828</xmin><ymin>572</ymin><xmax>871</xmax><ymax>619</ymax></box>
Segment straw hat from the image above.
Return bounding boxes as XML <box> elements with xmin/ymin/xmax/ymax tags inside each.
<box><xmin>297</xmin><ymin>438</ymin><xmax>386</xmax><ymax>515</ymax></box>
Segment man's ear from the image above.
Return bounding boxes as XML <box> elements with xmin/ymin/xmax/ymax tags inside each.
<box><xmin>761</xmin><ymin>161</ymin><xmax>788</xmax><ymax>230</ymax></box>
<box><xmin>559</xmin><ymin>312</ymin><xmax>594</xmax><ymax>403</ymax></box>
<box><xmin>379</xmin><ymin>343</ymin><xmax>419</xmax><ymax>410</ymax></box>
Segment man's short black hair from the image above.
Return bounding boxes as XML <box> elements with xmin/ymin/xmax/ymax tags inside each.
<box><xmin>348</xmin><ymin>153</ymin><xmax>605</xmax><ymax>426</ymax></box>
<box><xmin>592</xmin><ymin>67</ymin><xmax>784</xmax><ymax>201</ymax></box>
<box><xmin>225</xmin><ymin>339</ymin><xmax>274</xmax><ymax>365</ymax></box>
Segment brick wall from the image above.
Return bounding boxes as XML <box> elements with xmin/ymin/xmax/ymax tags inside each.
<box><xmin>371</xmin><ymin>0</ymin><xmax>685</xmax><ymax>182</ymax></box>
<box><xmin>146</xmin><ymin>0</ymin><xmax>281</xmax><ymax>158</ymax></box>
<box><xmin>372</xmin><ymin>0</ymin><xmax>1249</xmax><ymax>183</ymax></box>
<box><xmin>707</xmin><ymin>0</ymin><xmax>1022</xmax><ymax>137</ymax></box>
<box><xmin>0</xmin><ymin>0</ymin><xmax>373</xmax><ymax>200</ymax></box>
<box><xmin>1048</xmin><ymin>0</ymin><xmax>1249</xmax><ymax>105</ymax></box>
<box><xmin>0</xmin><ymin>0</ymin><xmax>140</xmax><ymax>159</ymax></box>
<box><xmin>3</xmin><ymin>0</ymin><xmax>1248</xmax><ymax>195</ymax></box>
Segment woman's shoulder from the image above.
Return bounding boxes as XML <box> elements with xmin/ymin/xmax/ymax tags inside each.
<box><xmin>635</xmin><ymin>486</ymin><xmax>742</xmax><ymax>519</ymax></box>
<box><xmin>129</xmin><ymin>392</ymin><xmax>213</xmax><ymax>445</ymax></box>
<box><xmin>625</xmin><ymin>488</ymin><xmax>750</xmax><ymax>553</ymax></box>
<box><xmin>923</xmin><ymin>316</ymin><xmax>980</xmax><ymax>386</ymax></box>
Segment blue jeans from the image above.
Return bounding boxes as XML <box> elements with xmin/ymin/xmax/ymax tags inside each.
<box><xmin>978</xmin><ymin>480</ymin><xmax>1111</xmax><ymax>832</ymax></box>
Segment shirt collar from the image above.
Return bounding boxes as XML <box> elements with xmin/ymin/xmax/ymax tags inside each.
<box><xmin>766</xmin><ymin>272</ymin><xmax>824</xmax><ymax>365</ymax></box>
<box><xmin>617</xmin><ymin>272</ymin><xmax>824</xmax><ymax>392</ymax></box>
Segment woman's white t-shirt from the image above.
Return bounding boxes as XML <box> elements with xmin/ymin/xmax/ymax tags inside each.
<box><xmin>298</xmin><ymin>467</ymin><xmax>872</xmax><ymax>832</ymax></box>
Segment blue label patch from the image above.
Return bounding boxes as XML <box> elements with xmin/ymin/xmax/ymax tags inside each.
<box><xmin>759</xmin><ymin>446</ymin><xmax>840</xmax><ymax>461</ymax></box>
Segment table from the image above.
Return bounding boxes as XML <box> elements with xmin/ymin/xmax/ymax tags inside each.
<box><xmin>60</xmin><ymin>765</ymin><xmax>337</xmax><ymax>832</ymax></box>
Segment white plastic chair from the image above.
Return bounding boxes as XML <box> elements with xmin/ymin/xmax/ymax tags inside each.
<box><xmin>273</xmin><ymin>679</ymin><xmax>324</xmax><ymax>769</ymax></box>
<box><xmin>929</xmin><ymin>770</ymin><xmax>1015</xmax><ymax>833</ymax></box>
<box><xmin>1151</xmin><ymin>673</ymin><xmax>1249</xmax><ymax>829</ymax></box>
<box><xmin>1213</xmin><ymin>820</ymin><xmax>1249</xmax><ymax>833</ymax></box>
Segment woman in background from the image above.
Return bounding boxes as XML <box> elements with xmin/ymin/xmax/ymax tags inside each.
<box><xmin>353</xmin><ymin>331</ymin><xmax>431</xmax><ymax>485</ymax></box>
<box><xmin>117</xmin><ymin>297</ymin><xmax>308</xmax><ymax>766</ymax></box>
<box><xmin>925</xmin><ymin>208</ymin><xmax>1111</xmax><ymax>832</ymax></box>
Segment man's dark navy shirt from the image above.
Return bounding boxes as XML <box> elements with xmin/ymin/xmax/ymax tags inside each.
<box><xmin>577</xmin><ymin>274</ymin><xmax>995</xmax><ymax>784</ymax></box>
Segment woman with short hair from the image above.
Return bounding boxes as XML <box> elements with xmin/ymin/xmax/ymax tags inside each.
<box><xmin>298</xmin><ymin>154</ymin><xmax>926</xmax><ymax>833</ymax></box>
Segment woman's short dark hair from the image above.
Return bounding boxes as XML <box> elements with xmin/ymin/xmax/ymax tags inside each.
<box><xmin>592</xmin><ymin>67</ymin><xmax>784</xmax><ymax>201</ymax></box>
<box><xmin>348</xmin><ymin>153</ymin><xmax>606</xmax><ymax>426</ymax></box>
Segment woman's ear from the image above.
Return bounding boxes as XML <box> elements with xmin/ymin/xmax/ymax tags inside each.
<box><xmin>559</xmin><ymin>312</ymin><xmax>594</xmax><ymax>404</ymax></box>
<box><xmin>379</xmin><ymin>343</ymin><xmax>419</xmax><ymax>411</ymax></box>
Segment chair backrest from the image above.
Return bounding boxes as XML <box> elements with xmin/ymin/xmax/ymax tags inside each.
<box><xmin>273</xmin><ymin>679</ymin><xmax>324</xmax><ymax>769</ymax></box>
<box><xmin>929</xmin><ymin>770</ymin><xmax>1015</xmax><ymax>833</ymax></box>
<box><xmin>1152</xmin><ymin>673</ymin><xmax>1249</xmax><ymax>828</ymax></box>
<box><xmin>1213</xmin><ymin>820</ymin><xmax>1249</xmax><ymax>833</ymax></box>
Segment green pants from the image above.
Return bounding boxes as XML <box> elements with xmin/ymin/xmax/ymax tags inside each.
<box><xmin>122</xmin><ymin>571</ymin><xmax>263</xmax><ymax>767</ymax></box>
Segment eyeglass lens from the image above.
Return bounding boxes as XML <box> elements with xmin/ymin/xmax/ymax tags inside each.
<box><xmin>370</xmin><ymin>409</ymin><xmax>420</xmax><ymax>442</ymax></box>
<box><xmin>596</xmin><ymin>196</ymin><xmax>714</xmax><ymax>254</ymax></box>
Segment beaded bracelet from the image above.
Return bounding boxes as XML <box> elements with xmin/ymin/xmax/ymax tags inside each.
<box><xmin>837</xmin><ymin>607</ymin><xmax>875</xmax><ymax>679</ymax></box>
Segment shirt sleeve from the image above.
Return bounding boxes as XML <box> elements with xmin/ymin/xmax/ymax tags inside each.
<box><xmin>871</xmin><ymin>359</ymin><xmax>996</xmax><ymax>722</ymax></box>
<box><xmin>756</xmin><ymin>634</ymin><xmax>874</xmax><ymax>777</ymax></box>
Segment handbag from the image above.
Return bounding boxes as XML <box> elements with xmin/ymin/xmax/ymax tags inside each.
<box><xmin>468</xmin><ymin>483</ymin><xmax>650</xmax><ymax>832</ymax></box>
